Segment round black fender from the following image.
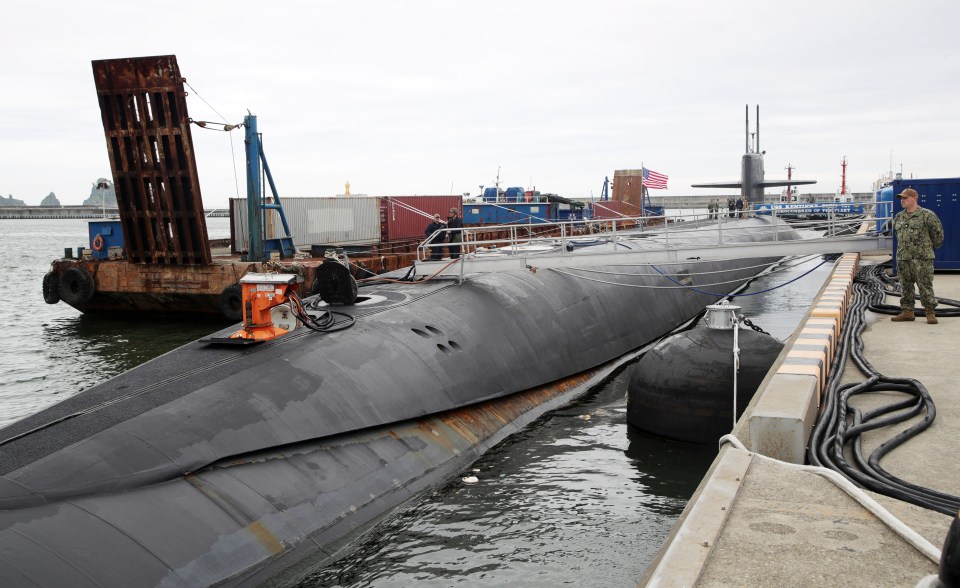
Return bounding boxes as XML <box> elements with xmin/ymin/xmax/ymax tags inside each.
<box><xmin>58</xmin><ymin>267</ymin><xmax>95</xmax><ymax>306</ymax></box>
<box><xmin>219</xmin><ymin>284</ymin><xmax>243</xmax><ymax>322</ymax></box>
<box><xmin>42</xmin><ymin>271</ymin><xmax>60</xmax><ymax>304</ymax></box>
<box><xmin>627</xmin><ymin>326</ymin><xmax>784</xmax><ymax>444</ymax></box>
<box><xmin>316</xmin><ymin>261</ymin><xmax>358</xmax><ymax>305</ymax></box>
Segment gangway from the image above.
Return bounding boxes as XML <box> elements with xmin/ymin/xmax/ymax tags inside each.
<box><xmin>414</xmin><ymin>213</ymin><xmax>891</xmax><ymax>280</ymax></box>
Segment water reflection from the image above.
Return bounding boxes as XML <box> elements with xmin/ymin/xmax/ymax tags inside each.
<box><xmin>624</xmin><ymin>428</ymin><xmax>717</xmax><ymax>512</ymax></box>
<box><xmin>293</xmin><ymin>368</ymin><xmax>708</xmax><ymax>588</ymax></box>
<box><xmin>0</xmin><ymin>217</ymin><xmax>233</xmax><ymax>427</ymax></box>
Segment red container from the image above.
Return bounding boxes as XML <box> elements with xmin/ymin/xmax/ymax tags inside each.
<box><xmin>591</xmin><ymin>200</ymin><xmax>627</xmax><ymax>219</ymax></box>
<box><xmin>379</xmin><ymin>195</ymin><xmax>463</xmax><ymax>242</ymax></box>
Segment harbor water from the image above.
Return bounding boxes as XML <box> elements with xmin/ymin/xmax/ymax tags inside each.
<box><xmin>0</xmin><ymin>217</ymin><xmax>833</xmax><ymax>586</ymax></box>
<box><xmin>0</xmin><ymin>218</ymin><xmax>232</xmax><ymax>427</ymax></box>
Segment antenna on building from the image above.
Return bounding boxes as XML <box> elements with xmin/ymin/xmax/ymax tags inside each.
<box><xmin>785</xmin><ymin>163</ymin><xmax>793</xmax><ymax>200</ymax></box>
<box><xmin>840</xmin><ymin>157</ymin><xmax>848</xmax><ymax>195</ymax></box>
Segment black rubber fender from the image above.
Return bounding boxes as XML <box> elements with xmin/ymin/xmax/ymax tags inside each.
<box><xmin>58</xmin><ymin>267</ymin><xmax>95</xmax><ymax>305</ymax></box>
<box><xmin>219</xmin><ymin>284</ymin><xmax>243</xmax><ymax>322</ymax></box>
<box><xmin>42</xmin><ymin>271</ymin><xmax>60</xmax><ymax>304</ymax></box>
<box><xmin>316</xmin><ymin>261</ymin><xmax>358</xmax><ymax>305</ymax></box>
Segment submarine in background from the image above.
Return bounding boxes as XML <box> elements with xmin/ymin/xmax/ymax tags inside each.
<box><xmin>691</xmin><ymin>104</ymin><xmax>817</xmax><ymax>203</ymax></box>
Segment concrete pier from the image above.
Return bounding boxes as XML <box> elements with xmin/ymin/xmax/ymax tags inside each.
<box><xmin>642</xmin><ymin>251</ymin><xmax>959</xmax><ymax>586</ymax></box>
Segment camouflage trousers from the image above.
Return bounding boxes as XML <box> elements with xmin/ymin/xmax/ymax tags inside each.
<box><xmin>896</xmin><ymin>258</ymin><xmax>938</xmax><ymax>310</ymax></box>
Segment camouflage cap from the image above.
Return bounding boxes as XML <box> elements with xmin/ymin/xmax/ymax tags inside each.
<box><xmin>896</xmin><ymin>188</ymin><xmax>918</xmax><ymax>199</ymax></box>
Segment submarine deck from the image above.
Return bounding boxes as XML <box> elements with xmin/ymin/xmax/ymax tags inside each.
<box><xmin>643</xmin><ymin>255</ymin><xmax>959</xmax><ymax>587</ymax></box>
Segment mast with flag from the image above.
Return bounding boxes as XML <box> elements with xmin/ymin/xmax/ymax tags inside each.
<box><xmin>641</xmin><ymin>166</ymin><xmax>669</xmax><ymax>214</ymax></box>
<box><xmin>641</xmin><ymin>167</ymin><xmax>668</xmax><ymax>189</ymax></box>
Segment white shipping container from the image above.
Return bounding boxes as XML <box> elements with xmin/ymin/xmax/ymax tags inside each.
<box><xmin>231</xmin><ymin>196</ymin><xmax>381</xmax><ymax>252</ymax></box>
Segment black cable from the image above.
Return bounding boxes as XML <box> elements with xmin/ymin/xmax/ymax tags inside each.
<box><xmin>289</xmin><ymin>292</ymin><xmax>355</xmax><ymax>333</ymax></box>
<box><xmin>867</xmin><ymin>261</ymin><xmax>960</xmax><ymax>317</ymax></box>
<box><xmin>807</xmin><ymin>264</ymin><xmax>960</xmax><ymax>515</ymax></box>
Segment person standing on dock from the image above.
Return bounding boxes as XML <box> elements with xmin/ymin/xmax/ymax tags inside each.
<box><xmin>446</xmin><ymin>207</ymin><xmax>463</xmax><ymax>259</ymax></box>
<box><xmin>891</xmin><ymin>188</ymin><xmax>944</xmax><ymax>324</ymax></box>
<box><xmin>735</xmin><ymin>197</ymin><xmax>744</xmax><ymax>218</ymax></box>
<box><xmin>425</xmin><ymin>214</ymin><xmax>446</xmax><ymax>260</ymax></box>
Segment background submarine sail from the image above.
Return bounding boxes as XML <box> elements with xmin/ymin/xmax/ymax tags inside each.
<box><xmin>691</xmin><ymin>105</ymin><xmax>817</xmax><ymax>202</ymax></box>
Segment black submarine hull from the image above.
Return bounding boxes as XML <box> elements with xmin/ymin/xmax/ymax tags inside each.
<box><xmin>0</xmin><ymin>218</ymin><xmax>799</xmax><ymax>586</ymax></box>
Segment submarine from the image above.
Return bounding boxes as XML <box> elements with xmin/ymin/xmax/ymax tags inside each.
<box><xmin>0</xmin><ymin>216</ymin><xmax>802</xmax><ymax>586</ymax></box>
<box><xmin>0</xmin><ymin>56</ymin><xmax>816</xmax><ymax>585</ymax></box>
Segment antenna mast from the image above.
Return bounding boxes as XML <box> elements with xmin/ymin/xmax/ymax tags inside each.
<box><xmin>745</xmin><ymin>104</ymin><xmax>749</xmax><ymax>153</ymax></box>
<box><xmin>785</xmin><ymin>163</ymin><xmax>793</xmax><ymax>200</ymax></box>
<box><xmin>840</xmin><ymin>156</ymin><xmax>848</xmax><ymax>195</ymax></box>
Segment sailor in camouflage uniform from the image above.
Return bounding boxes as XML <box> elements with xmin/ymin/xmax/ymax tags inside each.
<box><xmin>891</xmin><ymin>188</ymin><xmax>944</xmax><ymax>324</ymax></box>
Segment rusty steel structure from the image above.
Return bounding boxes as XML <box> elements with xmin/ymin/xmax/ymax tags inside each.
<box><xmin>92</xmin><ymin>55</ymin><xmax>211</xmax><ymax>264</ymax></box>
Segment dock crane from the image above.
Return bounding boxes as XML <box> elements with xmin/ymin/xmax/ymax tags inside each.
<box><xmin>244</xmin><ymin>114</ymin><xmax>297</xmax><ymax>262</ymax></box>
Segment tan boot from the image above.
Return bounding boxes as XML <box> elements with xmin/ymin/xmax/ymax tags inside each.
<box><xmin>891</xmin><ymin>310</ymin><xmax>915</xmax><ymax>322</ymax></box>
<box><xmin>926</xmin><ymin>308</ymin><xmax>938</xmax><ymax>324</ymax></box>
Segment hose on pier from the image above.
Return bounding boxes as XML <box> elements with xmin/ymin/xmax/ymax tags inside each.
<box><xmin>808</xmin><ymin>264</ymin><xmax>960</xmax><ymax>516</ymax></box>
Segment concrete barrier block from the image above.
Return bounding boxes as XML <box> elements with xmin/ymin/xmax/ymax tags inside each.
<box><xmin>806</xmin><ymin>316</ymin><xmax>840</xmax><ymax>341</ymax></box>
<box><xmin>749</xmin><ymin>373</ymin><xmax>819</xmax><ymax>464</ymax></box>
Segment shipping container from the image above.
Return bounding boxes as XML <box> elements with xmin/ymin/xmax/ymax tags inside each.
<box><xmin>231</xmin><ymin>197</ymin><xmax>381</xmax><ymax>253</ymax></box>
<box><xmin>590</xmin><ymin>200</ymin><xmax>626</xmax><ymax>220</ymax></box>
<box><xmin>890</xmin><ymin>177</ymin><xmax>960</xmax><ymax>270</ymax></box>
<box><xmin>461</xmin><ymin>202</ymin><xmax>557</xmax><ymax>225</ymax></box>
<box><xmin>379</xmin><ymin>195</ymin><xmax>463</xmax><ymax>242</ymax></box>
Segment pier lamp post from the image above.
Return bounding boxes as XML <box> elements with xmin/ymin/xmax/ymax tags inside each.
<box><xmin>93</xmin><ymin>180</ymin><xmax>110</xmax><ymax>218</ymax></box>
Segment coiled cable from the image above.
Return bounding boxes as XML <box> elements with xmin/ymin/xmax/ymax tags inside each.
<box><xmin>808</xmin><ymin>264</ymin><xmax>960</xmax><ymax>515</ymax></box>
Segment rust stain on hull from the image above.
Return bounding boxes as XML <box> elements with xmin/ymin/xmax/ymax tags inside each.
<box><xmin>434</xmin><ymin>370</ymin><xmax>600</xmax><ymax>450</ymax></box>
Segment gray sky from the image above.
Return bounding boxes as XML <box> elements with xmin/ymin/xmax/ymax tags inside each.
<box><xmin>3</xmin><ymin>0</ymin><xmax>958</xmax><ymax>207</ymax></box>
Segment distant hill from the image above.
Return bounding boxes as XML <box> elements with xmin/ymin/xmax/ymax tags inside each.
<box><xmin>41</xmin><ymin>192</ymin><xmax>61</xmax><ymax>207</ymax></box>
<box><xmin>0</xmin><ymin>195</ymin><xmax>27</xmax><ymax>207</ymax></box>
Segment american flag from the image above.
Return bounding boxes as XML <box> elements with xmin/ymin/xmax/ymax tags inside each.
<box><xmin>642</xmin><ymin>167</ymin><xmax>669</xmax><ymax>190</ymax></box>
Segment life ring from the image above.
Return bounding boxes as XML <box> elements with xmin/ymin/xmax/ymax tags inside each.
<box><xmin>42</xmin><ymin>271</ymin><xmax>60</xmax><ymax>304</ymax></box>
<box><xmin>92</xmin><ymin>234</ymin><xmax>105</xmax><ymax>252</ymax></box>
<box><xmin>219</xmin><ymin>284</ymin><xmax>243</xmax><ymax>322</ymax></box>
<box><xmin>58</xmin><ymin>267</ymin><xmax>96</xmax><ymax>305</ymax></box>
